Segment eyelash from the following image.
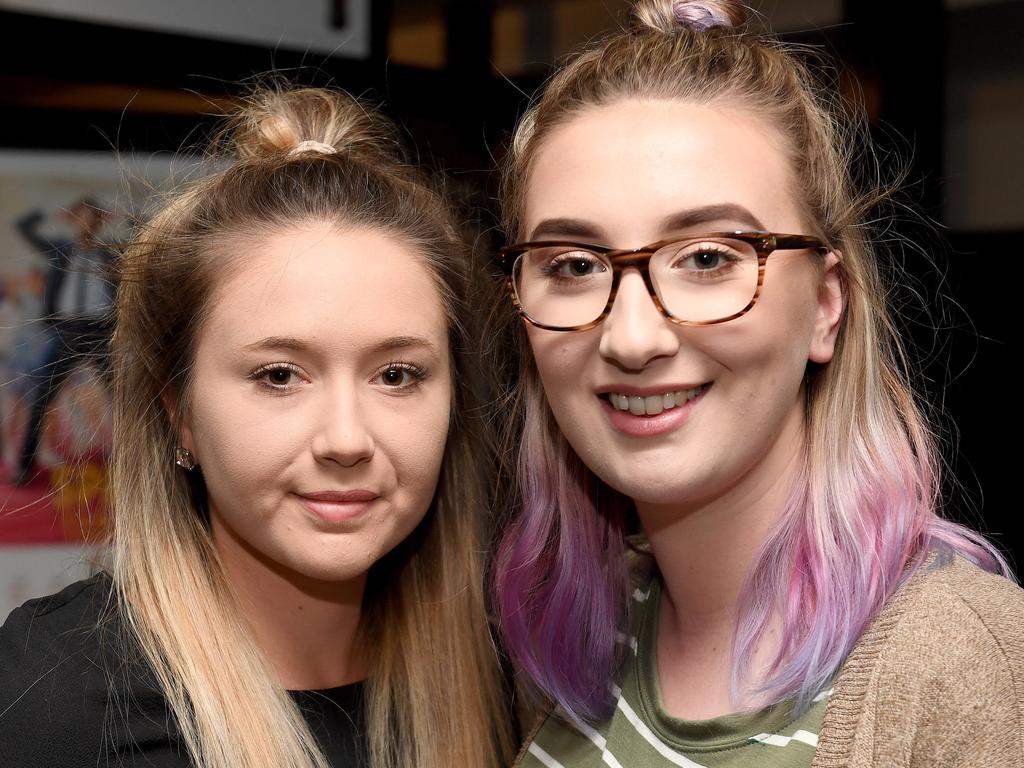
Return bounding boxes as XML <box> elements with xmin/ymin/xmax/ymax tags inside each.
<box><xmin>247</xmin><ymin>361</ymin><xmax>429</xmax><ymax>394</ymax></box>
<box><xmin>248</xmin><ymin>362</ymin><xmax>305</xmax><ymax>392</ymax></box>
<box><xmin>376</xmin><ymin>361</ymin><xmax>429</xmax><ymax>391</ymax></box>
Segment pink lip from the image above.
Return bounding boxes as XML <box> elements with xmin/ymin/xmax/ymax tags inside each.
<box><xmin>297</xmin><ymin>489</ymin><xmax>379</xmax><ymax>525</ymax></box>
<box><xmin>600</xmin><ymin>385</ymin><xmax>709</xmax><ymax>437</ymax></box>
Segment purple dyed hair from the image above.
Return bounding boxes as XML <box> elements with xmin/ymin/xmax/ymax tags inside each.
<box><xmin>493</xmin><ymin>390</ymin><xmax>631</xmax><ymax>718</ymax></box>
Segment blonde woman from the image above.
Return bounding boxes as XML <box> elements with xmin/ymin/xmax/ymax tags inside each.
<box><xmin>489</xmin><ymin>1</ymin><xmax>1024</xmax><ymax>766</ymax></box>
<box><xmin>0</xmin><ymin>88</ymin><xmax>513</xmax><ymax>768</ymax></box>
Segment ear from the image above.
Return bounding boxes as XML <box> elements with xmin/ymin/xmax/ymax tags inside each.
<box><xmin>161</xmin><ymin>387</ymin><xmax>196</xmax><ymax>455</ymax></box>
<box><xmin>808</xmin><ymin>250</ymin><xmax>846</xmax><ymax>364</ymax></box>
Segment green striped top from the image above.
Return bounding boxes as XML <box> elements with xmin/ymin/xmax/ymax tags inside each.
<box><xmin>517</xmin><ymin>577</ymin><xmax>830</xmax><ymax>768</ymax></box>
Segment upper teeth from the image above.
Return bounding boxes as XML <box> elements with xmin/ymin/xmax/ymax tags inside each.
<box><xmin>607</xmin><ymin>386</ymin><xmax>705</xmax><ymax>416</ymax></box>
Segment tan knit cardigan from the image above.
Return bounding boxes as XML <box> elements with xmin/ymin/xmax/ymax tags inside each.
<box><xmin>812</xmin><ymin>554</ymin><xmax>1024</xmax><ymax>767</ymax></box>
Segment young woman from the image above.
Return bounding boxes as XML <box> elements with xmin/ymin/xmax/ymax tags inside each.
<box><xmin>490</xmin><ymin>2</ymin><xmax>1024</xmax><ymax>766</ymax></box>
<box><xmin>0</xmin><ymin>87</ymin><xmax>513</xmax><ymax>768</ymax></box>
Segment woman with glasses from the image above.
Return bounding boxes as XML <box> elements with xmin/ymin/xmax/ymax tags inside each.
<box><xmin>0</xmin><ymin>87</ymin><xmax>514</xmax><ymax>768</ymax></box>
<box><xmin>490</xmin><ymin>1</ymin><xmax>1024</xmax><ymax>766</ymax></box>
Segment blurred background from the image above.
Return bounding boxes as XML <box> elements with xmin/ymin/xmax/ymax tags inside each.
<box><xmin>1</xmin><ymin>0</ymin><xmax>1021</xmax><ymax>616</ymax></box>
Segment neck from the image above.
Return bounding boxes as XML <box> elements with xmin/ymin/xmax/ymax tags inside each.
<box><xmin>212</xmin><ymin>519</ymin><xmax>367</xmax><ymax>691</ymax></box>
<box><xmin>636</xmin><ymin>402</ymin><xmax>806</xmax><ymax>714</ymax></box>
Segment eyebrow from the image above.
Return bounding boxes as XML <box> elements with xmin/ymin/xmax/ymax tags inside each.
<box><xmin>242</xmin><ymin>335</ymin><xmax>439</xmax><ymax>355</ymax></box>
<box><xmin>529</xmin><ymin>217</ymin><xmax>604</xmax><ymax>242</ymax></box>
<box><xmin>370</xmin><ymin>335</ymin><xmax>440</xmax><ymax>355</ymax></box>
<box><xmin>659</xmin><ymin>203</ymin><xmax>766</xmax><ymax>233</ymax></box>
<box><xmin>243</xmin><ymin>336</ymin><xmax>308</xmax><ymax>353</ymax></box>
<box><xmin>528</xmin><ymin>203</ymin><xmax>767</xmax><ymax>242</ymax></box>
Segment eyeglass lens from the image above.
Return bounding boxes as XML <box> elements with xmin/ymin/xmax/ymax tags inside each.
<box><xmin>512</xmin><ymin>236</ymin><xmax>760</xmax><ymax>327</ymax></box>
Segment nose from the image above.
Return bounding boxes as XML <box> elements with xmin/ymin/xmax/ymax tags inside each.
<box><xmin>311</xmin><ymin>387</ymin><xmax>375</xmax><ymax>468</ymax></box>
<box><xmin>598</xmin><ymin>268</ymin><xmax>680</xmax><ymax>370</ymax></box>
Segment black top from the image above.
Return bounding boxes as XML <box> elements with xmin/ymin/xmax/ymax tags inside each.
<box><xmin>0</xmin><ymin>574</ymin><xmax>367</xmax><ymax>767</ymax></box>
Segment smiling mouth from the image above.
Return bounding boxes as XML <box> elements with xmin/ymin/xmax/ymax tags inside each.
<box><xmin>600</xmin><ymin>384</ymin><xmax>709</xmax><ymax>416</ymax></box>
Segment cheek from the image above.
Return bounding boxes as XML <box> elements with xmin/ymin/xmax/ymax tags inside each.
<box><xmin>211</xmin><ymin>410</ymin><xmax>296</xmax><ymax>476</ymax></box>
<box><xmin>183</xmin><ymin>376</ymin><xmax>312</xmax><ymax>514</ymax></box>
<box><xmin>706</xmin><ymin>302</ymin><xmax>818</xmax><ymax>413</ymax></box>
<box><xmin>387</xmin><ymin>386</ymin><xmax>452</xmax><ymax>493</ymax></box>
<box><xmin>527</xmin><ymin>329</ymin><xmax>594</xmax><ymax>404</ymax></box>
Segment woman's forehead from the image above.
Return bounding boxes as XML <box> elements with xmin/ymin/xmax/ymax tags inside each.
<box><xmin>200</xmin><ymin>224</ymin><xmax>449</xmax><ymax>356</ymax></box>
<box><xmin>523</xmin><ymin>99</ymin><xmax>802</xmax><ymax>241</ymax></box>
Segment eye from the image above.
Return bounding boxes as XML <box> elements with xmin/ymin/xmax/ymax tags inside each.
<box><xmin>249</xmin><ymin>363</ymin><xmax>304</xmax><ymax>391</ymax></box>
<box><xmin>558</xmin><ymin>256</ymin><xmax>603</xmax><ymax>277</ymax></box>
<box><xmin>376</xmin><ymin>362</ymin><xmax>428</xmax><ymax>390</ymax></box>
<box><xmin>690</xmin><ymin>248</ymin><xmax>727</xmax><ymax>269</ymax></box>
<box><xmin>540</xmin><ymin>250</ymin><xmax>608</xmax><ymax>280</ymax></box>
<box><xmin>681</xmin><ymin>244</ymin><xmax>741</xmax><ymax>270</ymax></box>
<box><xmin>667</xmin><ymin>240</ymin><xmax>749</xmax><ymax>274</ymax></box>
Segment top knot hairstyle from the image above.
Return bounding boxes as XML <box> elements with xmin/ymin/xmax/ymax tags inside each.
<box><xmin>221</xmin><ymin>87</ymin><xmax>400</xmax><ymax>163</ymax></box>
<box><xmin>111</xmin><ymin>86</ymin><xmax>513</xmax><ymax>768</ymax></box>
<box><xmin>491</xmin><ymin>0</ymin><xmax>1010</xmax><ymax>724</ymax></box>
<box><xmin>636</xmin><ymin>0</ymin><xmax>747</xmax><ymax>31</ymax></box>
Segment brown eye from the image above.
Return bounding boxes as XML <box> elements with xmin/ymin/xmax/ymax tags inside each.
<box><xmin>376</xmin><ymin>363</ymin><xmax>427</xmax><ymax>390</ymax></box>
<box><xmin>268</xmin><ymin>368</ymin><xmax>294</xmax><ymax>385</ymax></box>
<box><xmin>567</xmin><ymin>259</ymin><xmax>596</xmax><ymax>276</ymax></box>
<box><xmin>382</xmin><ymin>367</ymin><xmax>408</xmax><ymax>386</ymax></box>
<box><xmin>250</xmin><ymin>363</ymin><xmax>303</xmax><ymax>390</ymax></box>
<box><xmin>549</xmin><ymin>253</ymin><xmax>605</xmax><ymax>279</ymax></box>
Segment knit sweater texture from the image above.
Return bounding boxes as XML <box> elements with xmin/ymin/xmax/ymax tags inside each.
<box><xmin>812</xmin><ymin>553</ymin><xmax>1024</xmax><ymax>767</ymax></box>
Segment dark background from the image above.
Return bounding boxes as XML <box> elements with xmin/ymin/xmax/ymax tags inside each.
<box><xmin>1</xmin><ymin>0</ymin><xmax>1020</xmax><ymax>566</ymax></box>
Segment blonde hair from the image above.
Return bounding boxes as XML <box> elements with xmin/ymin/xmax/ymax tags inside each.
<box><xmin>111</xmin><ymin>86</ymin><xmax>513</xmax><ymax>767</ymax></box>
<box><xmin>491</xmin><ymin>0</ymin><xmax>1009</xmax><ymax>721</ymax></box>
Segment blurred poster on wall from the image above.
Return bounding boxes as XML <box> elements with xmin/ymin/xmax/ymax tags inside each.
<box><xmin>0</xmin><ymin>150</ymin><xmax>195</xmax><ymax>616</ymax></box>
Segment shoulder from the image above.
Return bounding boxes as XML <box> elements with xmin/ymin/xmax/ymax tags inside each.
<box><xmin>0</xmin><ymin>572</ymin><xmax>114</xmax><ymax>668</ymax></box>
<box><xmin>0</xmin><ymin>572</ymin><xmax>114</xmax><ymax>665</ymax></box>
<box><xmin>817</xmin><ymin>554</ymin><xmax>1024</xmax><ymax>767</ymax></box>
<box><xmin>881</xmin><ymin>553</ymin><xmax>1024</xmax><ymax>675</ymax></box>
<box><xmin>0</xmin><ymin>574</ymin><xmax>117</xmax><ymax>765</ymax></box>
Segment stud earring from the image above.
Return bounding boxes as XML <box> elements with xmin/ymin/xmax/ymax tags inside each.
<box><xmin>174</xmin><ymin>447</ymin><xmax>197</xmax><ymax>471</ymax></box>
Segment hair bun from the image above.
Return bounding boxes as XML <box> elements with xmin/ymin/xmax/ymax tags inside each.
<box><xmin>223</xmin><ymin>86</ymin><xmax>399</xmax><ymax>165</ymax></box>
<box><xmin>633</xmin><ymin>0</ymin><xmax>746</xmax><ymax>34</ymax></box>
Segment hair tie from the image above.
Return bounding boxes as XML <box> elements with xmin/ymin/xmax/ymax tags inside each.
<box><xmin>673</xmin><ymin>0</ymin><xmax>733</xmax><ymax>31</ymax></box>
<box><xmin>289</xmin><ymin>140</ymin><xmax>336</xmax><ymax>157</ymax></box>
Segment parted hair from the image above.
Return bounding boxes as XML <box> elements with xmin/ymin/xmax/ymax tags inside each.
<box><xmin>111</xmin><ymin>86</ymin><xmax>513</xmax><ymax>768</ymax></box>
<box><xmin>491</xmin><ymin>0</ymin><xmax>1010</xmax><ymax>723</ymax></box>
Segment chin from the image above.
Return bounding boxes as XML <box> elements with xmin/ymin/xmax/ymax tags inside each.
<box><xmin>587</xmin><ymin>463</ymin><xmax>669</xmax><ymax>502</ymax></box>
<box><xmin>279</xmin><ymin>550</ymin><xmax>380</xmax><ymax>585</ymax></box>
<box><xmin>583</xmin><ymin>454</ymin><xmax>720</xmax><ymax>508</ymax></box>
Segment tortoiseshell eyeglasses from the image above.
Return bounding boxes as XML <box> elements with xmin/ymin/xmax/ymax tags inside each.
<box><xmin>497</xmin><ymin>231</ymin><xmax>828</xmax><ymax>332</ymax></box>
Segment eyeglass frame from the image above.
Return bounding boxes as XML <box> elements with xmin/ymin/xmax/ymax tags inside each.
<box><xmin>497</xmin><ymin>231</ymin><xmax>829</xmax><ymax>332</ymax></box>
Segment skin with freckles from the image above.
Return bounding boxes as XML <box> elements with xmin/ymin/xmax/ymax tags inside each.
<box><xmin>178</xmin><ymin>223</ymin><xmax>451</xmax><ymax>687</ymax></box>
<box><xmin>523</xmin><ymin>99</ymin><xmax>845</xmax><ymax>717</ymax></box>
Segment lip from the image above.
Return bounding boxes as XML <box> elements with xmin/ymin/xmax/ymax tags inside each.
<box><xmin>297</xmin><ymin>489</ymin><xmax>379</xmax><ymax>525</ymax></box>
<box><xmin>600</xmin><ymin>384</ymin><xmax>709</xmax><ymax>437</ymax></box>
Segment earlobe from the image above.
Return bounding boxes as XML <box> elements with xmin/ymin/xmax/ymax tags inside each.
<box><xmin>809</xmin><ymin>250</ymin><xmax>846</xmax><ymax>364</ymax></box>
